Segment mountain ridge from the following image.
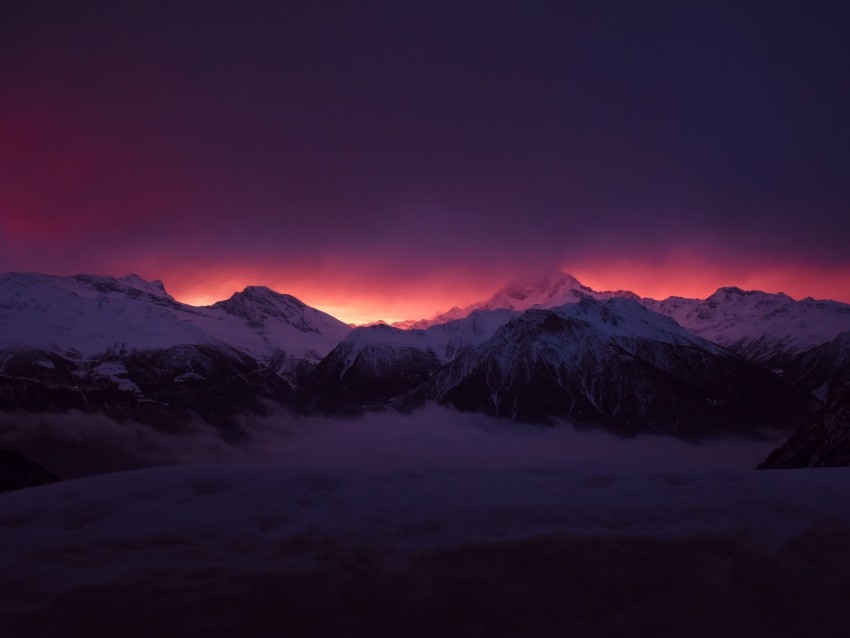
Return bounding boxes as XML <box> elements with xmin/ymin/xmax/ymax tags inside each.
<box><xmin>3</xmin><ymin>270</ymin><xmax>850</xmax><ymax>466</ymax></box>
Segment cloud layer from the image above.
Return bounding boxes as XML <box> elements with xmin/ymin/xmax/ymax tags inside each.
<box><xmin>3</xmin><ymin>2</ymin><xmax>849</xmax><ymax>321</ymax></box>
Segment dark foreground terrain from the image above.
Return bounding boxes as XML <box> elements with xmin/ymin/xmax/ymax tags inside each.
<box><xmin>2</xmin><ymin>464</ymin><xmax>849</xmax><ymax>638</ymax></box>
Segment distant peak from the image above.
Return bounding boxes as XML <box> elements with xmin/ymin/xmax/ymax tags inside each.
<box><xmin>241</xmin><ymin>285</ymin><xmax>294</xmax><ymax>299</ymax></box>
<box><xmin>498</xmin><ymin>271</ymin><xmax>585</xmax><ymax>296</ymax></box>
<box><xmin>359</xmin><ymin>319</ymin><xmax>389</xmax><ymax>327</ymax></box>
<box><xmin>392</xmin><ymin>271</ymin><xmax>596</xmax><ymax>329</ymax></box>
<box><xmin>239</xmin><ymin>285</ymin><xmax>275</xmax><ymax>297</ymax></box>
<box><xmin>711</xmin><ymin>286</ymin><xmax>747</xmax><ymax>297</ymax></box>
<box><xmin>118</xmin><ymin>274</ymin><xmax>168</xmax><ymax>295</ymax></box>
<box><xmin>71</xmin><ymin>273</ymin><xmax>173</xmax><ymax>299</ymax></box>
<box><xmin>486</xmin><ymin>271</ymin><xmax>594</xmax><ymax>311</ymax></box>
<box><xmin>210</xmin><ymin>285</ymin><xmax>328</xmax><ymax>331</ymax></box>
<box><xmin>708</xmin><ymin>286</ymin><xmax>794</xmax><ymax>303</ymax></box>
<box><xmin>241</xmin><ymin>285</ymin><xmax>274</xmax><ymax>295</ymax></box>
<box><xmin>217</xmin><ymin>285</ymin><xmax>306</xmax><ymax>310</ymax></box>
<box><xmin>609</xmin><ymin>289</ymin><xmax>641</xmax><ymax>301</ymax></box>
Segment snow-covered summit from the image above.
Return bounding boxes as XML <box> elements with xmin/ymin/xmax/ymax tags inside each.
<box><xmin>0</xmin><ymin>272</ymin><xmax>352</xmax><ymax>379</ymax></box>
<box><xmin>72</xmin><ymin>273</ymin><xmax>173</xmax><ymax>300</ymax></box>
<box><xmin>0</xmin><ymin>272</ymin><xmax>203</xmax><ymax>356</ymax></box>
<box><xmin>1</xmin><ymin>272</ymin><xmax>175</xmax><ymax>304</ymax></box>
<box><xmin>645</xmin><ymin>286</ymin><xmax>850</xmax><ymax>363</ymax></box>
<box><xmin>393</xmin><ymin>271</ymin><xmax>618</xmax><ymax>330</ymax></box>
<box><xmin>485</xmin><ymin>271</ymin><xmax>594</xmax><ymax>309</ymax></box>
<box><xmin>335</xmin><ymin>308</ymin><xmax>519</xmax><ymax>369</ymax></box>
<box><xmin>211</xmin><ymin>285</ymin><xmax>345</xmax><ymax>336</ymax></box>
<box><xmin>395</xmin><ymin>272</ymin><xmax>850</xmax><ymax>362</ymax></box>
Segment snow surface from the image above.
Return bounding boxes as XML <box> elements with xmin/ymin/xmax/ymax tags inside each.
<box><xmin>1</xmin><ymin>406</ymin><xmax>849</xmax><ymax>636</ymax></box>
<box><xmin>339</xmin><ymin>308</ymin><xmax>519</xmax><ymax>367</ymax></box>
<box><xmin>393</xmin><ymin>271</ymin><xmax>613</xmax><ymax>329</ymax></box>
<box><xmin>2</xmin><ymin>460</ymin><xmax>849</xmax><ymax>636</ymax></box>
<box><xmin>341</xmin><ymin>294</ymin><xmax>714</xmax><ymax>373</ymax></box>
<box><xmin>392</xmin><ymin>272</ymin><xmax>850</xmax><ymax>365</ymax></box>
<box><xmin>549</xmin><ymin>296</ymin><xmax>722</xmax><ymax>349</ymax></box>
<box><xmin>0</xmin><ymin>272</ymin><xmax>351</xmax><ymax>373</ymax></box>
<box><xmin>645</xmin><ymin>286</ymin><xmax>850</xmax><ymax>358</ymax></box>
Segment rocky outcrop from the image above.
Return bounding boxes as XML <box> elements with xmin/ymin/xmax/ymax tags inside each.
<box><xmin>0</xmin><ymin>448</ymin><xmax>60</xmax><ymax>492</ymax></box>
<box><xmin>759</xmin><ymin>385</ymin><xmax>850</xmax><ymax>468</ymax></box>
<box><xmin>400</xmin><ymin>302</ymin><xmax>808</xmax><ymax>438</ymax></box>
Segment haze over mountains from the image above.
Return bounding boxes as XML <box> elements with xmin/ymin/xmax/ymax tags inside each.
<box><xmin>1</xmin><ymin>270</ymin><xmax>849</xmax><ymax>470</ymax></box>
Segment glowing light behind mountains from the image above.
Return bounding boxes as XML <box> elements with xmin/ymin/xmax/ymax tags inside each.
<box><xmin>2</xmin><ymin>1</ymin><xmax>848</xmax><ymax>323</ymax></box>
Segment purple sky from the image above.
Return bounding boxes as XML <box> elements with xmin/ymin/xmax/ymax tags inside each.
<box><xmin>2</xmin><ymin>1</ymin><xmax>849</xmax><ymax>322</ymax></box>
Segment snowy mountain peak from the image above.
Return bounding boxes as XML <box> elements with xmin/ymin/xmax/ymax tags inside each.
<box><xmin>393</xmin><ymin>271</ymin><xmax>611</xmax><ymax>329</ymax></box>
<box><xmin>215</xmin><ymin>285</ymin><xmax>303</xmax><ymax>312</ymax></box>
<box><xmin>607</xmin><ymin>289</ymin><xmax>641</xmax><ymax>301</ymax></box>
<box><xmin>237</xmin><ymin>285</ymin><xmax>305</xmax><ymax>305</ymax></box>
<box><xmin>212</xmin><ymin>286</ymin><xmax>334</xmax><ymax>333</ymax></box>
<box><xmin>70</xmin><ymin>273</ymin><xmax>176</xmax><ymax>302</ymax></box>
<box><xmin>118</xmin><ymin>274</ymin><xmax>169</xmax><ymax>296</ymax></box>
<box><xmin>484</xmin><ymin>271</ymin><xmax>595</xmax><ymax>310</ymax></box>
<box><xmin>707</xmin><ymin>286</ymin><xmax>794</xmax><ymax>305</ymax></box>
<box><xmin>495</xmin><ymin>271</ymin><xmax>587</xmax><ymax>301</ymax></box>
<box><xmin>646</xmin><ymin>287</ymin><xmax>850</xmax><ymax>363</ymax></box>
<box><xmin>0</xmin><ymin>272</ymin><xmax>174</xmax><ymax>303</ymax></box>
<box><xmin>0</xmin><ymin>272</ymin><xmax>352</xmax><ymax>381</ymax></box>
<box><xmin>710</xmin><ymin>286</ymin><xmax>746</xmax><ymax>298</ymax></box>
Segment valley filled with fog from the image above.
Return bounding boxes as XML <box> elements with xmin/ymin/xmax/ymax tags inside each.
<box><xmin>3</xmin><ymin>408</ymin><xmax>849</xmax><ymax>637</ymax></box>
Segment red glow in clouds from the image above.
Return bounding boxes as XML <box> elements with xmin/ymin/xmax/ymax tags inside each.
<box><xmin>160</xmin><ymin>265</ymin><xmax>501</xmax><ymax>326</ymax></box>
<box><xmin>148</xmin><ymin>257</ymin><xmax>850</xmax><ymax>326</ymax></box>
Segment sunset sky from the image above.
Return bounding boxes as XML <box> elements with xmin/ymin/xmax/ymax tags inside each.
<box><xmin>2</xmin><ymin>1</ymin><xmax>848</xmax><ymax>324</ymax></box>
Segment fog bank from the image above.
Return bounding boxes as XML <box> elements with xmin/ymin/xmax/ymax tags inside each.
<box><xmin>0</xmin><ymin>405</ymin><xmax>785</xmax><ymax>479</ymax></box>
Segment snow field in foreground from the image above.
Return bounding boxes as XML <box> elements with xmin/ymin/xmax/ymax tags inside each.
<box><xmin>2</xmin><ymin>463</ymin><xmax>850</xmax><ymax>638</ymax></box>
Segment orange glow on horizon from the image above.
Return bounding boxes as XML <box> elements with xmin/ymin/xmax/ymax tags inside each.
<box><xmin>146</xmin><ymin>257</ymin><xmax>850</xmax><ymax>326</ymax></box>
<box><xmin>160</xmin><ymin>267</ymin><xmax>502</xmax><ymax>326</ymax></box>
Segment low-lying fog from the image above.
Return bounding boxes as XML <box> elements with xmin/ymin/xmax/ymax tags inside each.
<box><xmin>0</xmin><ymin>405</ymin><xmax>784</xmax><ymax>479</ymax></box>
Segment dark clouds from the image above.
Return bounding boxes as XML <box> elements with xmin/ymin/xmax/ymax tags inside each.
<box><xmin>2</xmin><ymin>1</ymin><xmax>849</xmax><ymax>316</ymax></box>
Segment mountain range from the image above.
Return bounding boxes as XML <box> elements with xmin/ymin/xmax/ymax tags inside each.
<box><xmin>1</xmin><ymin>270</ymin><xmax>849</xmax><ymax>468</ymax></box>
<box><xmin>0</xmin><ymin>272</ymin><xmax>350</xmax><ymax>436</ymax></box>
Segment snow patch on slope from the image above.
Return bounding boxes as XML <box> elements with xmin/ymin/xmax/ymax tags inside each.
<box><xmin>338</xmin><ymin>308</ymin><xmax>520</xmax><ymax>369</ymax></box>
<box><xmin>551</xmin><ymin>296</ymin><xmax>719</xmax><ymax>349</ymax></box>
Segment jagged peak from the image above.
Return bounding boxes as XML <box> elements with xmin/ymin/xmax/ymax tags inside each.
<box><xmin>239</xmin><ymin>285</ymin><xmax>295</xmax><ymax>301</ymax></box>
<box><xmin>715</xmin><ymin>286</ymin><xmax>745</xmax><ymax>294</ymax></box>
<box><xmin>209</xmin><ymin>285</ymin><xmax>351</xmax><ymax>335</ymax></box>
<box><xmin>354</xmin><ymin>322</ymin><xmax>408</xmax><ymax>335</ymax></box>
<box><xmin>495</xmin><ymin>270</ymin><xmax>587</xmax><ymax>299</ymax></box>
<box><xmin>5</xmin><ymin>272</ymin><xmax>175</xmax><ymax>301</ymax></box>
<box><xmin>482</xmin><ymin>271</ymin><xmax>594</xmax><ymax>311</ymax></box>
<box><xmin>826</xmin><ymin>329</ymin><xmax>850</xmax><ymax>349</ymax></box>
<box><xmin>212</xmin><ymin>286</ymin><xmax>307</xmax><ymax>326</ymax></box>
<box><xmin>215</xmin><ymin>285</ymin><xmax>306</xmax><ymax>310</ymax></box>
<box><xmin>707</xmin><ymin>286</ymin><xmax>793</xmax><ymax>303</ymax></box>
<box><xmin>117</xmin><ymin>273</ymin><xmax>167</xmax><ymax>293</ymax></box>
<box><xmin>392</xmin><ymin>271</ymin><xmax>599</xmax><ymax>330</ymax></box>
<box><xmin>359</xmin><ymin>319</ymin><xmax>390</xmax><ymax>328</ymax></box>
<box><xmin>609</xmin><ymin>289</ymin><xmax>641</xmax><ymax>300</ymax></box>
